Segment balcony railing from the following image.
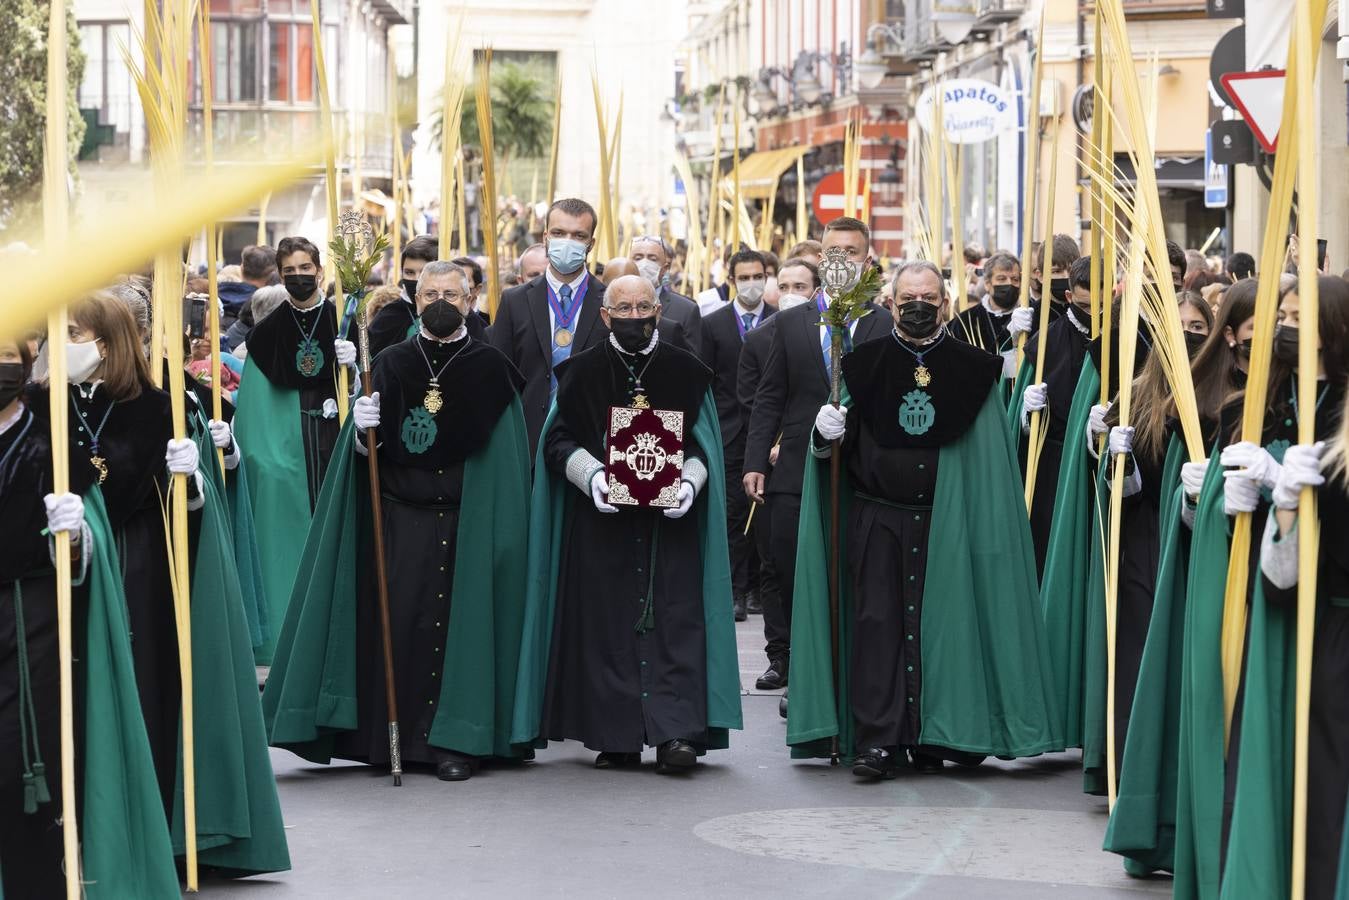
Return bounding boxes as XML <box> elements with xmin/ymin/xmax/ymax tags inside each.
<box><xmin>184</xmin><ymin>107</ymin><xmax>393</xmax><ymax>177</ymax></box>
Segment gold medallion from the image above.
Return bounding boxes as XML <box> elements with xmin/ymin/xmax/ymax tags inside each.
<box><xmin>554</xmin><ymin>328</ymin><xmax>573</xmax><ymax>348</ymax></box>
<box><xmin>424</xmin><ymin>385</ymin><xmax>444</xmax><ymax>416</ymax></box>
<box><xmin>90</xmin><ymin>455</ymin><xmax>109</xmax><ymax>485</ymax></box>
<box><xmin>914</xmin><ymin>365</ymin><xmax>932</xmax><ymax>388</ymax></box>
<box><xmin>632</xmin><ymin>393</ymin><xmax>650</xmax><ymax>410</ymax></box>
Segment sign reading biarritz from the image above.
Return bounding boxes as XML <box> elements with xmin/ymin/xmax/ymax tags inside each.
<box><xmin>915</xmin><ymin>78</ymin><xmax>1017</xmax><ymax>144</ymax></box>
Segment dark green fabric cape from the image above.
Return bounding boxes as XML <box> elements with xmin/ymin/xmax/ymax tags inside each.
<box><xmin>79</xmin><ymin>488</ymin><xmax>182</xmax><ymax>898</ymax></box>
<box><xmin>510</xmin><ymin>391</ymin><xmax>743</xmax><ymax>748</ymax></box>
<box><xmin>234</xmin><ymin>357</ymin><xmax>312</xmax><ymax>664</ymax></box>
<box><xmin>1039</xmin><ymin>358</ymin><xmax>1101</xmax><ymax>749</ymax></box>
<box><xmin>262</xmin><ymin>399</ymin><xmax>533</xmax><ymax>760</ymax></box>
<box><xmin>1104</xmin><ymin>437</ymin><xmax>1188</xmax><ymax>873</ymax></box>
<box><xmin>786</xmin><ymin>387</ymin><xmax>1063</xmax><ymax>759</ymax></box>
<box><xmin>1081</xmin><ymin>456</ymin><xmax>1110</xmax><ymax>796</ymax></box>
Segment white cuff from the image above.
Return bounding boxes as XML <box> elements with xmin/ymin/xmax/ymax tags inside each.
<box><xmin>682</xmin><ymin>457</ymin><xmax>708</xmax><ymax>496</ymax></box>
<box><xmin>1259</xmin><ymin>510</ymin><xmax>1300</xmax><ymax>591</ymax></box>
<box><xmin>1181</xmin><ymin>500</ymin><xmax>1197</xmax><ymax>529</ymax></box>
<box><xmin>565</xmin><ymin>448</ymin><xmax>604</xmax><ymax>496</ymax></box>
<box><xmin>222</xmin><ymin>436</ymin><xmax>241</xmax><ymax>471</ymax></box>
<box><xmin>1001</xmin><ymin>350</ymin><xmax>1017</xmax><ymax>379</ymax></box>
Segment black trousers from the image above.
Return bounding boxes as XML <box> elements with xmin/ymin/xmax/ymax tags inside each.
<box><xmin>760</xmin><ymin>492</ymin><xmax>800</xmax><ymax>664</ymax></box>
<box><xmin>724</xmin><ymin>448</ymin><xmax>754</xmax><ymax>599</ymax></box>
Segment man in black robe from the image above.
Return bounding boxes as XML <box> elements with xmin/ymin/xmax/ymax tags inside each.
<box><xmin>702</xmin><ymin>248</ymin><xmax>774</xmax><ymax>621</ymax></box>
<box><xmin>951</xmin><ymin>250</ymin><xmax>1021</xmax><ymax>366</ymax></box>
<box><xmin>514</xmin><ymin>275</ymin><xmax>741</xmax><ymax>773</ymax></box>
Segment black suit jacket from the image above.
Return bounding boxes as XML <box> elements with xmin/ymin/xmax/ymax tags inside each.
<box><xmin>737</xmin><ymin>317</ymin><xmax>775</xmax><ymax>416</ymax></box>
<box><xmin>703</xmin><ymin>302</ymin><xmax>774</xmax><ymax>451</ymax></box>
<box><xmin>743</xmin><ymin>301</ymin><xmax>891</xmax><ymax>496</ymax></box>
<box><xmin>487</xmin><ymin>273</ymin><xmax>608</xmax><ymax>454</ymax></box>
<box><xmin>659</xmin><ymin>287</ymin><xmax>705</xmax><ymax>359</ymax></box>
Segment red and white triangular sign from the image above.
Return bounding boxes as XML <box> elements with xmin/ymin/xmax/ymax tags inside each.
<box><xmin>1220</xmin><ymin>70</ymin><xmax>1286</xmax><ymax>154</ymax></box>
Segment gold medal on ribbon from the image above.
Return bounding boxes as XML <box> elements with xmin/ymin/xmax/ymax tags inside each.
<box><xmin>914</xmin><ymin>364</ymin><xmax>932</xmax><ymax>388</ymax></box>
<box><xmin>554</xmin><ymin>328</ymin><xmax>573</xmax><ymax>348</ymax></box>
<box><xmin>90</xmin><ymin>454</ymin><xmax>109</xmax><ymax>484</ymax></box>
<box><xmin>424</xmin><ymin>385</ymin><xmax>444</xmax><ymax>416</ymax></box>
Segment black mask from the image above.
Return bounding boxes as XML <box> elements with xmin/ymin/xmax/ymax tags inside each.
<box><xmin>0</xmin><ymin>362</ymin><xmax>24</xmax><ymax>408</ymax></box>
<box><xmin>610</xmin><ymin>315</ymin><xmax>657</xmax><ymax>353</ymax></box>
<box><xmin>420</xmin><ymin>299</ymin><xmax>464</xmax><ymax>338</ymax></box>
<box><xmin>897</xmin><ymin>301</ymin><xmax>941</xmax><ymax>340</ymax></box>
<box><xmin>990</xmin><ymin>283</ymin><xmax>1019</xmax><ymax>309</ymax></box>
<box><xmin>1234</xmin><ymin>338</ymin><xmax>1253</xmax><ymax>360</ymax></box>
<box><xmin>1273</xmin><ymin>326</ymin><xmax>1301</xmax><ymax>366</ymax></box>
<box><xmin>401</xmin><ymin>279</ymin><xmax>419</xmax><ymax>301</ymax></box>
<box><xmin>1050</xmin><ymin>278</ymin><xmax>1072</xmax><ymax>303</ymax></box>
<box><xmin>283</xmin><ymin>273</ymin><xmax>318</xmax><ymax>302</ymax></box>
<box><xmin>1184</xmin><ymin>330</ymin><xmax>1207</xmax><ymax>359</ymax></box>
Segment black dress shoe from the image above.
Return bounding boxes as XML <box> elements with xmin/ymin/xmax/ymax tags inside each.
<box><xmin>908</xmin><ymin>749</ymin><xmax>944</xmax><ymax>774</ymax></box>
<box><xmin>755</xmin><ymin>659</ymin><xmax>788</xmax><ymax>690</ymax></box>
<box><xmin>745</xmin><ymin>590</ymin><xmax>763</xmax><ymax>615</ymax></box>
<box><xmin>655</xmin><ymin>739</ymin><xmax>697</xmax><ymax>773</ymax></box>
<box><xmin>852</xmin><ymin>748</ymin><xmax>899</xmax><ymax>779</ymax></box>
<box><xmin>436</xmin><ymin>757</ymin><xmax>479</xmax><ymax>782</ymax></box>
<box><xmin>778</xmin><ymin>693</ymin><xmax>788</xmax><ymax>719</ymax></box>
<box><xmin>944</xmin><ymin>749</ymin><xmax>987</xmax><ymax>768</ymax></box>
<box><xmin>594</xmin><ymin>751</ymin><xmax>641</xmax><ymax>769</ymax></box>
<box><xmin>733</xmin><ymin>595</ymin><xmax>748</xmax><ymax>622</ymax></box>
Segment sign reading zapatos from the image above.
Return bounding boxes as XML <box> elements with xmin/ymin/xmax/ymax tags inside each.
<box><xmin>915</xmin><ymin>79</ymin><xmax>1017</xmax><ymax>144</ymax></box>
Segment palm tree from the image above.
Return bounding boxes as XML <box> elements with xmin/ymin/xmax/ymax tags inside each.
<box><xmin>429</xmin><ymin>60</ymin><xmax>553</xmax><ymax>172</ymax></box>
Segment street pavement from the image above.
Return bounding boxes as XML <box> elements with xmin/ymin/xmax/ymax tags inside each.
<box><xmin>206</xmin><ymin>618</ymin><xmax>1173</xmax><ymax>899</ymax></box>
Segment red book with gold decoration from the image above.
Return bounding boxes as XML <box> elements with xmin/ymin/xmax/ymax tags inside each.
<box><xmin>605</xmin><ymin>405</ymin><xmax>686</xmax><ymax>508</ymax></box>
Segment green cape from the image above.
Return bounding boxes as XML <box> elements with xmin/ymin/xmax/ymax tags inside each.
<box><xmin>1103</xmin><ymin>437</ymin><xmax>1187</xmax><ymax>873</ymax></box>
<box><xmin>234</xmin><ymin>357</ymin><xmax>313</xmax><ymax>664</ymax></box>
<box><xmin>1038</xmin><ymin>357</ymin><xmax>1101</xmax><ymax>748</ymax></box>
<box><xmin>262</xmin><ymin>399</ymin><xmax>533</xmax><ymax>760</ymax></box>
<box><xmin>168</xmin><ymin>424</ymin><xmax>291</xmax><ymax>875</ymax></box>
<box><xmin>1081</xmin><ymin>454</ymin><xmax>1111</xmax><ymax>795</ymax></box>
<box><xmin>510</xmin><ymin>391</ymin><xmax>743</xmax><ymax>748</ymax></box>
<box><xmin>78</xmin><ymin>488</ymin><xmax>181</xmax><ymax>898</ymax></box>
<box><xmin>787</xmin><ymin>387</ymin><xmax>1064</xmax><ymax>759</ymax></box>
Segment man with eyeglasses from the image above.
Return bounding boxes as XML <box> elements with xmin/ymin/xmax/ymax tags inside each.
<box><xmin>631</xmin><ymin>235</ymin><xmax>705</xmax><ymax>358</ymax></box>
<box><xmin>513</xmin><ymin>274</ymin><xmax>741</xmax><ymax>775</ymax></box>
<box><xmin>788</xmin><ymin>260</ymin><xmax>1061</xmax><ymax>779</ymax></box>
<box><xmin>488</xmin><ymin>198</ymin><xmax>610</xmax><ymax>454</ymax></box>
<box><xmin>742</xmin><ymin>217</ymin><xmax>892</xmax><ymax>703</ymax></box>
<box><xmin>263</xmin><ymin>261</ymin><xmax>533</xmax><ymax>784</ymax></box>
<box><xmin>702</xmin><ymin>249</ymin><xmax>773</xmax><ymax>624</ymax></box>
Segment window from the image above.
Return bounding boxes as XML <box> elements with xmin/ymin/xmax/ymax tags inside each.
<box><xmin>268</xmin><ymin>22</ymin><xmax>315</xmax><ymax>103</ymax></box>
<box><xmin>77</xmin><ymin>22</ymin><xmax>134</xmax><ymax>133</ymax></box>
<box><xmin>212</xmin><ymin>20</ymin><xmax>261</xmax><ymax>102</ymax></box>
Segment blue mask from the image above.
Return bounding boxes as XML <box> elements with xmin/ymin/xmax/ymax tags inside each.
<box><xmin>547</xmin><ymin>238</ymin><xmax>589</xmax><ymax>276</ymax></box>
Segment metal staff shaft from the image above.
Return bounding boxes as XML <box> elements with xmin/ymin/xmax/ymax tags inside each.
<box><xmin>827</xmin><ymin>327</ymin><xmax>844</xmax><ymax>765</ymax></box>
<box><xmin>358</xmin><ymin>316</ymin><xmax>402</xmax><ymax>786</ymax></box>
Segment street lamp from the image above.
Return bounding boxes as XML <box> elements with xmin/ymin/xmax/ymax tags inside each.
<box><xmin>856</xmin><ymin>22</ymin><xmax>907</xmax><ymax>90</ymax></box>
<box><xmin>752</xmin><ymin>67</ymin><xmax>789</xmax><ymax>115</ymax></box>
<box><xmin>791</xmin><ymin>43</ymin><xmax>853</xmax><ymax>106</ymax></box>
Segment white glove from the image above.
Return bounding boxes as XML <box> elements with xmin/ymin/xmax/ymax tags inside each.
<box><xmin>353</xmin><ymin>392</ymin><xmax>381</xmax><ymax>430</ymax></box>
<box><xmin>207</xmin><ymin>418</ymin><xmax>232</xmax><ymax>450</ymax></box>
<box><xmin>44</xmin><ymin>492</ymin><xmax>85</xmax><ymax>535</ymax></box>
<box><xmin>322</xmin><ymin>398</ymin><xmax>338</xmax><ymax>419</ymax></box>
<box><xmin>165</xmin><ymin>438</ymin><xmax>200</xmax><ymax>476</ymax></box>
<box><xmin>1008</xmin><ymin>306</ymin><xmax>1035</xmax><ymax>338</ymax></box>
<box><xmin>1108</xmin><ymin>425</ymin><xmax>1134</xmax><ymax>456</ymax></box>
<box><xmin>1181</xmin><ymin>459</ymin><xmax>1209</xmax><ymax>501</ymax></box>
<box><xmin>1088</xmin><ymin>403</ymin><xmax>1111</xmax><ymax>441</ymax></box>
<box><xmin>590</xmin><ymin>470</ymin><xmax>618</xmax><ymax>514</ymax></box>
<box><xmin>664</xmin><ymin>481</ymin><xmax>696</xmax><ymax>519</ymax></box>
<box><xmin>815</xmin><ymin>404</ymin><xmax>847</xmax><ymax>441</ymax></box>
<box><xmin>1219</xmin><ymin>441</ymin><xmax>1282</xmax><ymax>489</ymax></box>
<box><xmin>1024</xmin><ymin>383</ymin><xmax>1048</xmax><ymax>413</ymax></box>
<box><xmin>334</xmin><ymin>339</ymin><xmax>357</xmax><ymax>368</ymax></box>
<box><xmin>1272</xmin><ymin>441</ymin><xmax>1326</xmax><ymax>510</ymax></box>
<box><xmin>1223</xmin><ymin>468</ymin><xmax>1263</xmax><ymax>515</ymax></box>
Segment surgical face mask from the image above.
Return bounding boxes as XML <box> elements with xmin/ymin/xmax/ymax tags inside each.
<box><xmin>635</xmin><ymin>259</ymin><xmax>663</xmax><ymax>290</ymax></box>
<box><xmin>896</xmin><ymin>301</ymin><xmax>941</xmax><ymax>340</ymax></box>
<box><xmin>66</xmin><ymin>339</ymin><xmax>103</xmax><ymax>384</ymax></box>
<box><xmin>547</xmin><ymin>238</ymin><xmax>588</xmax><ymax>276</ymax></box>
<box><xmin>401</xmin><ymin>278</ymin><xmax>419</xmax><ymax>300</ymax></box>
<box><xmin>990</xmin><ymin>283</ymin><xmax>1019</xmax><ymax>309</ymax></box>
<box><xmin>735</xmin><ymin>280</ymin><xmax>765</xmax><ymax>306</ymax></box>
<box><xmin>1233</xmin><ymin>338</ymin><xmax>1253</xmax><ymax>360</ymax></box>
<box><xmin>778</xmin><ymin>293</ymin><xmax>811</xmax><ymax>311</ymax></box>
<box><xmin>0</xmin><ymin>362</ymin><xmax>24</xmax><ymax>407</ymax></box>
<box><xmin>609</xmin><ymin>315</ymin><xmax>658</xmax><ymax>353</ymax></box>
<box><xmin>1184</xmin><ymin>330</ymin><xmax>1207</xmax><ymax>359</ymax></box>
<box><xmin>420</xmin><ymin>299</ymin><xmax>464</xmax><ymax>339</ymax></box>
<box><xmin>1273</xmin><ymin>326</ymin><xmax>1300</xmax><ymax>366</ymax></box>
<box><xmin>283</xmin><ymin>273</ymin><xmax>318</xmax><ymax>302</ymax></box>
<box><xmin>1049</xmin><ymin>278</ymin><xmax>1072</xmax><ymax>304</ymax></box>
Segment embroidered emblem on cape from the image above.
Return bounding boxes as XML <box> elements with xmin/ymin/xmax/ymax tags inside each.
<box><xmin>401</xmin><ymin>406</ymin><xmax>438</xmax><ymax>454</ymax></box>
<box><xmin>296</xmin><ymin>337</ymin><xmax>324</xmax><ymax>376</ymax></box>
<box><xmin>898</xmin><ymin>389</ymin><xmax>936</xmax><ymax>436</ymax></box>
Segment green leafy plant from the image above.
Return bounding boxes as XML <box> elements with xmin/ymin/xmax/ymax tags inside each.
<box><xmin>330</xmin><ymin>210</ymin><xmax>389</xmax><ymax>324</ymax></box>
<box><xmin>819</xmin><ymin>262</ymin><xmax>881</xmax><ymax>331</ymax></box>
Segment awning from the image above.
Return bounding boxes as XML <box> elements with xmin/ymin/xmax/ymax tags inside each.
<box><xmin>722</xmin><ymin>146</ymin><xmax>810</xmax><ymax>200</ymax></box>
<box><xmin>1109</xmin><ymin>154</ymin><xmax>1204</xmax><ymax>191</ymax></box>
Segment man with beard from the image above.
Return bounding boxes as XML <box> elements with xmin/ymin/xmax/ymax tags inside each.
<box><xmin>790</xmin><ymin>260</ymin><xmax>1061</xmax><ymax>777</ymax></box>
<box><xmin>234</xmin><ymin>235</ymin><xmax>358</xmax><ymax>664</ymax></box>
<box><xmin>512</xmin><ymin>275</ymin><xmax>741</xmax><ymax>774</ymax></box>
<box><xmin>263</xmin><ymin>261</ymin><xmax>531</xmax><ymax>782</ymax></box>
